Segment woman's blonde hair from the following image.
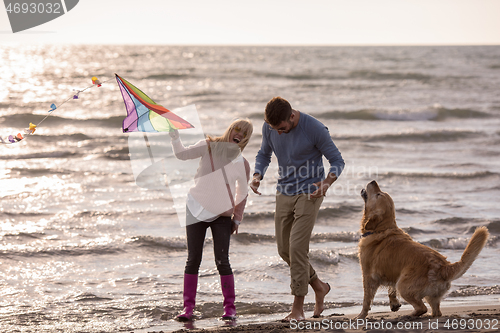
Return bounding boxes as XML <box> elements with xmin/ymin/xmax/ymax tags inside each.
<box><xmin>208</xmin><ymin>118</ymin><xmax>253</xmax><ymax>152</ymax></box>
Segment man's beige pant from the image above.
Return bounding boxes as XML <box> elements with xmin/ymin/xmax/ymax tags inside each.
<box><xmin>275</xmin><ymin>192</ymin><xmax>323</xmax><ymax>297</ymax></box>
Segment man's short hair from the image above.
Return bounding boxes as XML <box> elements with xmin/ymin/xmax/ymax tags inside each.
<box><xmin>264</xmin><ymin>97</ymin><xmax>292</xmax><ymax>127</ymax></box>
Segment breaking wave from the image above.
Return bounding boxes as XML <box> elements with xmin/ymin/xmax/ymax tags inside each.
<box><xmin>232</xmin><ymin>232</ymin><xmax>275</xmax><ymax>244</ymax></box>
<box><xmin>318</xmin><ymin>107</ymin><xmax>492</xmax><ymax>122</ymax></box>
<box><xmin>245</xmin><ymin>204</ymin><xmax>361</xmax><ymax>222</ymax></box>
<box><xmin>448</xmin><ymin>285</ymin><xmax>500</xmax><ymax>297</ymax></box>
<box><xmin>311</xmin><ymin>231</ymin><xmax>360</xmax><ymax>243</ymax></box>
<box><xmin>342</xmin><ymin>130</ymin><xmax>483</xmax><ymax>143</ymax></box>
<box><xmin>309</xmin><ymin>249</ymin><xmax>341</xmax><ymax>265</ymax></box>
<box><xmin>423</xmin><ymin>237</ymin><xmax>473</xmax><ymax>250</ymax></box>
<box><xmin>127</xmin><ymin>235</ymin><xmax>187</xmax><ymax>251</ymax></box>
<box><xmin>381</xmin><ymin>170</ymin><xmax>498</xmax><ymax>180</ymax></box>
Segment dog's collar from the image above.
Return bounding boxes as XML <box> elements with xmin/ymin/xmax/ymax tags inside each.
<box><xmin>362</xmin><ymin>231</ymin><xmax>374</xmax><ymax>238</ymax></box>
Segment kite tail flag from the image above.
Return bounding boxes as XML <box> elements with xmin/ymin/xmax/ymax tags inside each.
<box><xmin>115</xmin><ymin>74</ymin><xmax>194</xmax><ymax>133</ymax></box>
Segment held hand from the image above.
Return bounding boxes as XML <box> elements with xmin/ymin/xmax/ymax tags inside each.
<box><xmin>231</xmin><ymin>221</ymin><xmax>239</xmax><ymax>235</ymax></box>
<box><xmin>169</xmin><ymin>129</ymin><xmax>179</xmax><ymax>140</ymax></box>
<box><xmin>250</xmin><ymin>177</ymin><xmax>262</xmax><ymax>195</ymax></box>
<box><xmin>310</xmin><ymin>181</ymin><xmax>330</xmax><ymax>198</ymax></box>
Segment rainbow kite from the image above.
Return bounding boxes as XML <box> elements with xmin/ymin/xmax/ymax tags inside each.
<box><xmin>116</xmin><ymin>74</ymin><xmax>193</xmax><ymax>133</ymax></box>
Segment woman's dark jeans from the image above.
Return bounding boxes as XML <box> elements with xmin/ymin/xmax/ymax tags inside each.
<box><xmin>184</xmin><ymin>208</ymin><xmax>233</xmax><ymax>276</ymax></box>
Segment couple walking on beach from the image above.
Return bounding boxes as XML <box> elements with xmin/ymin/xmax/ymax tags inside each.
<box><xmin>172</xmin><ymin>96</ymin><xmax>345</xmax><ymax>322</ymax></box>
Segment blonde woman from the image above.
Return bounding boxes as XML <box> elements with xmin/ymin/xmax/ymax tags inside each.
<box><xmin>170</xmin><ymin>119</ymin><xmax>253</xmax><ymax>321</ymax></box>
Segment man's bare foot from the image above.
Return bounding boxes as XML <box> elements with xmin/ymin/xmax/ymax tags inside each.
<box><xmin>281</xmin><ymin>311</ymin><xmax>305</xmax><ymax>322</ymax></box>
<box><xmin>311</xmin><ymin>279</ymin><xmax>331</xmax><ymax>318</ymax></box>
<box><xmin>281</xmin><ymin>295</ymin><xmax>305</xmax><ymax>322</ymax></box>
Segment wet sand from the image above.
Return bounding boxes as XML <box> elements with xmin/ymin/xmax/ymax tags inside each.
<box><xmin>163</xmin><ymin>304</ymin><xmax>500</xmax><ymax>332</ymax></box>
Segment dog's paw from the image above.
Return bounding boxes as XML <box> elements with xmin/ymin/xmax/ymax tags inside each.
<box><xmin>410</xmin><ymin>309</ymin><xmax>427</xmax><ymax>317</ymax></box>
<box><xmin>354</xmin><ymin>313</ymin><xmax>368</xmax><ymax>320</ymax></box>
<box><xmin>390</xmin><ymin>303</ymin><xmax>401</xmax><ymax>312</ymax></box>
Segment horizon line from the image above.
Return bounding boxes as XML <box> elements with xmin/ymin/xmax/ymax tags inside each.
<box><xmin>1</xmin><ymin>41</ymin><xmax>500</xmax><ymax>47</ymax></box>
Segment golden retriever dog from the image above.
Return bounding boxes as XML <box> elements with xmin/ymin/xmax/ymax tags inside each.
<box><xmin>356</xmin><ymin>180</ymin><xmax>489</xmax><ymax>319</ymax></box>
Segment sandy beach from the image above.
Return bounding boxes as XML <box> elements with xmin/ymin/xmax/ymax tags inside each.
<box><xmin>161</xmin><ymin>304</ymin><xmax>500</xmax><ymax>333</ymax></box>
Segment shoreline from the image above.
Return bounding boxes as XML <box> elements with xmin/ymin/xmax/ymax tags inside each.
<box><xmin>147</xmin><ymin>303</ymin><xmax>500</xmax><ymax>333</ymax></box>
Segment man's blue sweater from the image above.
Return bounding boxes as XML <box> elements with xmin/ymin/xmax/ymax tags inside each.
<box><xmin>254</xmin><ymin>112</ymin><xmax>345</xmax><ymax>196</ymax></box>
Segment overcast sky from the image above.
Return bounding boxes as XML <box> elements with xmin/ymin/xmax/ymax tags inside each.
<box><xmin>1</xmin><ymin>0</ymin><xmax>500</xmax><ymax>45</ymax></box>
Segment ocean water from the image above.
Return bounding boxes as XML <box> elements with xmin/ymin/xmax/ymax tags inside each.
<box><xmin>0</xmin><ymin>45</ymin><xmax>499</xmax><ymax>332</ymax></box>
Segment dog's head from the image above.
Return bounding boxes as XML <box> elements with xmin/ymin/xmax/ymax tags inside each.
<box><xmin>360</xmin><ymin>180</ymin><xmax>397</xmax><ymax>234</ymax></box>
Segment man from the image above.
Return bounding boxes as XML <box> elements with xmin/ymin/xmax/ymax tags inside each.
<box><xmin>251</xmin><ymin>97</ymin><xmax>345</xmax><ymax>321</ymax></box>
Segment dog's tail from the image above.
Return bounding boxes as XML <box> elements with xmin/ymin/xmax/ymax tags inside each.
<box><xmin>439</xmin><ymin>226</ymin><xmax>489</xmax><ymax>281</ymax></box>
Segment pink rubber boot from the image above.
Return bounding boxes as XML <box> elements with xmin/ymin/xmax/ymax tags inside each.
<box><xmin>176</xmin><ymin>274</ymin><xmax>198</xmax><ymax>321</ymax></box>
<box><xmin>220</xmin><ymin>274</ymin><xmax>236</xmax><ymax>320</ymax></box>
